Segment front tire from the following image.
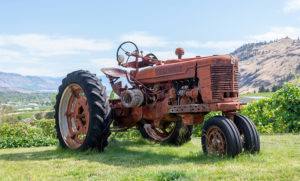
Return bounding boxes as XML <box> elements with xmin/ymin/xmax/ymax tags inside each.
<box><xmin>55</xmin><ymin>70</ymin><xmax>111</xmax><ymax>151</ymax></box>
<box><xmin>201</xmin><ymin>116</ymin><xmax>242</xmax><ymax>157</ymax></box>
<box><xmin>234</xmin><ymin>114</ymin><xmax>260</xmax><ymax>153</ymax></box>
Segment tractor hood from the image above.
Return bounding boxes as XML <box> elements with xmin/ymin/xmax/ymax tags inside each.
<box><xmin>135</xmin><ymin>54</ymin><xmax>235</xmax><ymax>84</ymax></box>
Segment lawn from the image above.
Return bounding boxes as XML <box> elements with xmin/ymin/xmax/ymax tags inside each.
<box><xmin>0</xmin><ymin>135</ymin><xmax>299</xmax><ymax>181</ymax></box>
<box><xmin>239</xmin><ymin>92</ymin><xmax>273</xmax><ymax>98</ymax></box>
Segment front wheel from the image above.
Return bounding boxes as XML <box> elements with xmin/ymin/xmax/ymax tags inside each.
<box><xmin>201</xmin><ymin>116</ymin><xmax>242</xmax><ymax>157</ymax></box>
<box><xmin>55</xmin><ymin>70</ymin><xmax>111</xmax><ymax>151</ymax></box>
<box><xmin>234</xmin><ymin>114</ymin><xmax>260</xmax><ymax>153</ymax></box>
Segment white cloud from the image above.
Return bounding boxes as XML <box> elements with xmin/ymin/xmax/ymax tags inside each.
<box><xmin>248</xmin><ymin>26</ymin><xmax>300</xmax><ymax>41</ymax></box>
<box><xmin>0</xmin><ymin>48</ymin><xmax>22</xmax><ymax>57</ymax></box>
<box><xmin>90</xmin><ymin>58</ymin><xmax>118</xmax><ymax>68</ymax></box>
<box><xmin>0</xmin><ymin>34</ymin><xmax>114</xmax><ymax>57</ymax></box>
<box><xmin>120</xmin><ymin>32</ymin><xmax>167</xmax><ymax>47</ymax></box>
<box><xmin>283</xmin><ymin>0</ymin><xmax>300</xmax><ymax>12</ymax></box>
<box><xmin>0</xmin><ymin>66</ymin><xmax>62</xmax><ymax>77</ymax></box>
<box><xmin>0</xmin><ymin>49</ymin><xmax>40</xmax><ymax>64</ymax></box>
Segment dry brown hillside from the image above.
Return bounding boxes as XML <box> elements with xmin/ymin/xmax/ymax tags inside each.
<box><xmin>232</xmin><ymin>37</ymin><xmax>300</xmax><ymax>93</ymax></box>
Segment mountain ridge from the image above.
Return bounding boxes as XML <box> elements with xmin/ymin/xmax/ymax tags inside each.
<box><xmin>231</xmin><ymin>37</ymin><xmax>300</xmax><ymax>93</ymax></box>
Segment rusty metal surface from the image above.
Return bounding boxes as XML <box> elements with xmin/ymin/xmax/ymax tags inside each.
<box><xmin>135</xmin><ymin>60</ymin><xmax>196</xmax><ymax>84</ymax></box>
<box><xmin>206</xmin><ymin>126</ymin><xmax>226</xmax><ymax>156</ymax></box>
<box><xmin>65</xmin><ymin>84</ymin><xmax>89</xmax><ymax>149</ymax></box>
<box><xmin>178</xmin><ymin>113</ymin><xmax>204</xmax><ymax>125</ymax></box>
<box><xmin>168</xmin><ymin>102</ymin><xmax>242</xmax><ymax>113</ymax></box>
<box><xmin>101</xmin><ymin>67</ymin><xmax>128</xmax><ymax>78</ymax></box>
<box><xmin>107</xmin><ymin>42</ymin><xmax>242</xmax><ymax>129</ymax></box>
<box><xmin>210</xmin><ymin>65</ymin><xmax>239</xmax><ymax>100</ymax></box>
<box><xmin>175</xmin><ymin>48</ymin><xmax>184</xmax><ymax>59</ymax></box>
<box><xmin>143</xmin><ymin>122</ymin><xmax>176</xmax><ymax>142</ymax></box>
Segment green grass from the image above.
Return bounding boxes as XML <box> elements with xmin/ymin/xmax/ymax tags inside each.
<box><xmin>240</xmin><ymin>92</ymin><xmax>274</xmax><ymax>98</ymax></box>
<box><xmin>0</xmin><ymin>135</ymin><xmax>299</xmax><ymax>180</ymax></box>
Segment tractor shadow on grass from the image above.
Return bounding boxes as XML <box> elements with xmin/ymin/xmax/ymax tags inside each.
<box><xmin>0</xmin><ymin>139</ymin><xmax>229</xmax><ymax>167</ymax></box>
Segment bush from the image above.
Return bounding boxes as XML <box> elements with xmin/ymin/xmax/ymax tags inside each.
<box><xmin>35</xmin><ymin>112</ymin><xmax>42</xmax><ymax>120</ymax></box>
<box><xmin>0</xmin><ymin>137</ymin><xmax>58</xmax><ymax>149</ymax></box>
<box><xmin>45</xmin><ymin>111</ymin><xmax>55</xmax><ymax>119</ymax></box>
<box><xmin>240</xmin><ymin>80</ymin><xmax>300</xmax><ymax>133</ymax></box>
<box><xmin>0</xmin><ymin>119</ymin><xmax>57</xmax><ymax>148</ymax></box>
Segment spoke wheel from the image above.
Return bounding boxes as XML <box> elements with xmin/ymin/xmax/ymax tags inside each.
<box><xmin>201</xmin><ymin>116</ymin><xmax>242</xmax><ymax>157</ymax></box>
<box><xmin>55</xmin><ymin>70</ymin><xmax>111</xmax><ymax>151</ymax></box>
<box><xmin>59</xmin><ymin>84</ymin><xmax>90</xmax><ymax>149</ymax></box>
<box><xmin>206</xmin><ymin>126</ymin><xmax>226</xmax><ymax>156</ymax></box>
<box><xmin>144</xmin><ymin>122</ymin><xmax>176</xmax><ymax>142</ymax></box>
<box><xmin>139</xmin><ymin>120</ymin><xmax>193</xmax><ymax>145</ymax></box>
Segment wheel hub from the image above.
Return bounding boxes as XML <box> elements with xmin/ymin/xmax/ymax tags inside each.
<box><xmin>206</xmin><ymin>126</ymin><xmax>226</xmax><ymax>156</ymax></box>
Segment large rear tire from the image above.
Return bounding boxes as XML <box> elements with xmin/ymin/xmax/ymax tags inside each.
<box><xmin>234</xmin><ymin>114</ymin><xmax>260</xmax><ymax>153</ymax></box>
<box><xmin>55</xmin><ymin>70</ymin><xmax>111</xmax><ymax>151</ymax></box>
<box><xmin>139</xmin><ymin>120</ymin><xmax>194</xmax><ymax>146</ymax></box>
<box><xmin>201</xmin><ymin>116</ymin><xmax>242</xmax><ymax>157</ymax></box>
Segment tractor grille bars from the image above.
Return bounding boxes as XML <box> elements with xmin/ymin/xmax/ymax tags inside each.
<box><xmin>210</xmin><ymin>65</ymin><xmax>239</xmax><ymax>100</ymax></box>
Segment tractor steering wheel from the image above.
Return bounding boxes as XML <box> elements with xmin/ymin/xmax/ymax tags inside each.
<box><xmin>116</xmin><ymin>41</ymin><xmax>139</xmax><ymax>67</ymax></box>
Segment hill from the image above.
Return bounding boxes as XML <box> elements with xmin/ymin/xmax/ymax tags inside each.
<box><xmin>232</xmin><ymin>37</ymin><xmax>300</xmax><ymax>93</ymax></box>
<box><xmin>0</xmin><ymin>72</ymin><xmax>111</xmax><ymax>93</ymax></box>
<box><xmin>0</xmin><ymin>72</ymin><xmax>62</xmax><ymax>91</ymax></box>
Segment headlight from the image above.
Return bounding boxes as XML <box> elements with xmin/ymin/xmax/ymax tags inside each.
<box><xmin>117</xmin><ymin>55</ymin><xmax>125</xmax><ymax>64</ymax></box>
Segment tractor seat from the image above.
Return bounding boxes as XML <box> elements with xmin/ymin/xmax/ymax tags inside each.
<box><xmin>101</xmin><ymin>68</ymin><xmax>128</xmax><ymax>78</ymax></box>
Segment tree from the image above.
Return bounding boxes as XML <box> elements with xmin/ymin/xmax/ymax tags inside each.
<box><xmin>272</xmin><ymin>85</ymin><xmax>283</xmax><ymax>92</ymax></box>
<box><xmin>258</xmin><ymin>85</ymin><xmax>265</xmax><ymax>93</ymax></box>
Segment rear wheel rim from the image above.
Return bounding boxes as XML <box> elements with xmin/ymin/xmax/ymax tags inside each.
<box><xmin>144</xmin><ymin>121</ymin><xmax>176</xmax><ymax>142</ymax></box>
<box><xmin>59</xmin><ymin>83</ymin><xmax>90</xmax><ymax>149</ymax></box>
<box><xmin>206</xmin><ymin>126</ymin><xmax>226</xmax><ymax>156</ymax></box>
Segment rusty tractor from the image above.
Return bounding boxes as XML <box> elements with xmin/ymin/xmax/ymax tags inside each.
<box><xmin>55</xmin><ymin>41</ymin><xmax>260</xmax><ymax>157</ymax></box>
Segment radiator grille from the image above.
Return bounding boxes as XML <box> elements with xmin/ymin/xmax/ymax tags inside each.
<box><xmin>211</xmin><ymin>65</ymin><xmax>239</xmax><ymax>99</ymax></box>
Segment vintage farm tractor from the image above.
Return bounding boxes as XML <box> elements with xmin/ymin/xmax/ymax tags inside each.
<box><xmin>55</xmin><ymin>41</ymin><xmax>260</xmax><ymax>157</ymax></box>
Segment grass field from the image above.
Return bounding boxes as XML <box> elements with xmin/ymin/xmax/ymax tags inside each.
<box><xmin>240</xmin><ymin>92</ymin><xmax>273</xmax><ymax>98</ymax></box>
<box><xmin>0</xmin><ymin>135</ymin><xmax>299</xmax><ymax>181</ymax></box>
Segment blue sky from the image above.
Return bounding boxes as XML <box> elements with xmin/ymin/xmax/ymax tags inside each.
<box><xmin>0</xmin><ymin>0</ymin><xmax>300</xmax><ymax>77</ymax></box>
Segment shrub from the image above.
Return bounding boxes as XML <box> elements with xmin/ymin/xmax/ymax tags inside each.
<box><xmin>240</xmin><ymin>80</ymin><xmax>300</xmax><ymax>133</ymax></box>
<box><xmin>35</xmin><ymin>112</ymin><xmax>42</xmax><ymax>120</ymax></box>
<box><xmin>0</xmin><ymin>119</ymin><xmax>57</xmax><ymax>148</ymax></box>
<box><xmin>45</xmin><ymin>111</ymin><xmax>55</xmax><ymax>119</ymax></box>
<box><xmin>0</xmin><ymin>137</ymin><xmax>58</xmax><ymax>149</ymax></box>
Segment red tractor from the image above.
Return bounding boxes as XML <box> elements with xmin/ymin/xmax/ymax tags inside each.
<box><xmin>55</xmin><ymin>41</ymin><xmax>260</xmax><ymax>157</ymax></box>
